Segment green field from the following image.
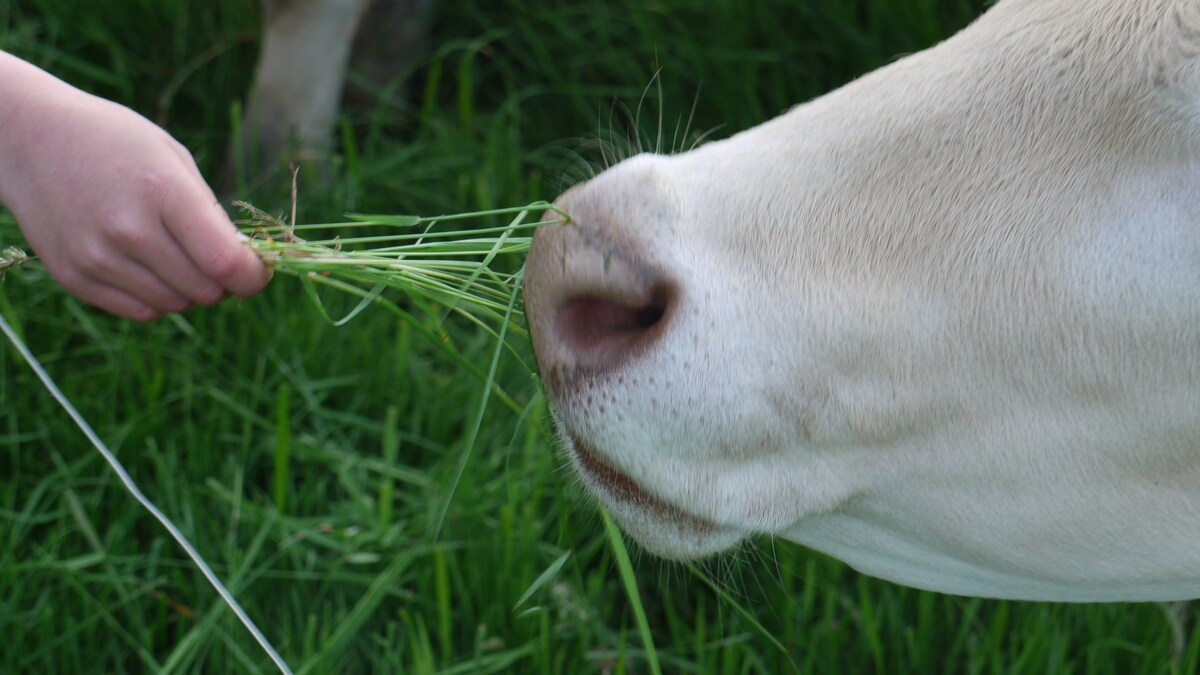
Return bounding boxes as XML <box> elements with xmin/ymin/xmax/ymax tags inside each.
<box><xmin>1</xmin><ymin>1</ymin><xmax>1197</xmax><ymax>672</ymax></box>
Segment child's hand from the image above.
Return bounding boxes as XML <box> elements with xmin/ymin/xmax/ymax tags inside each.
<box><xmin>0</xmin><ymin>52</ymin><xmax>270</xmax><ymax>321</ymax></box>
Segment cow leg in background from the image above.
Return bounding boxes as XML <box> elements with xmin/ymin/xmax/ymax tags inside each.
<box><xmin>233</xmin><ymin>0</ymin><xmax>368</xmax><ymax>187</ymax></box>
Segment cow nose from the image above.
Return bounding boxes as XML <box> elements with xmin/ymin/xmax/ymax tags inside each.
<box><xmin>524</xmin><ymin>210</ymin><xmax>676</xmax><ymax>390</ymax></box>
<box><xmin>551</xmin><ymin>285</ymin><xmax>672</xmax><ymax>366</ymax></box>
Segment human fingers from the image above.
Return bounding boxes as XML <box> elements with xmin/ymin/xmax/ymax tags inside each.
<box><xmin>80</xmin><ymin>254</ymin><xmax>193</xmax><ymax>316</ymax></box>
<box><xmin>76</xmin><ymin>283</ymin><xmax>164</xmax><ymax>322</ymax></box>
<box><xmin>48</xmin><ymin>266</ymin><xmax>173</xmax><ymax>322</ymax></box>
<box><xmin>130</xmin><ymin>223</ymin><xmax>229</xmax><ymax>306</ymax></box>
<box><xmin>158</xmin><ymin>155</ymin><xmax>271</xmax><ymax>298</ymax></box>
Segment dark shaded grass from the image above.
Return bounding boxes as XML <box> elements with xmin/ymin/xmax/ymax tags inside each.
<box><xmin>1</xmin><ymin>0</ymin><xmax>1195</xmax><ymax>672</ymax></box>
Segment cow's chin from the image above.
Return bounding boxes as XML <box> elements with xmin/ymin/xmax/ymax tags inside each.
<box><xmin>563</xmin><ymin>430</ymin><xmax>746</xmax><ymax>560</ymax></box>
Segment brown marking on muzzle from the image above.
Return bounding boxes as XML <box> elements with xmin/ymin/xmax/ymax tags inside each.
<box><xmin>568</xmin><ymin>431</ymin><xmax>720</xmax><ymax>536</ymax></box>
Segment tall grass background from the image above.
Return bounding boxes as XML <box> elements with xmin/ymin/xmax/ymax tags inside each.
<box><xmin>1</xmin><ymin>0</ymin><xmax>1196</xmax><ymax>672</ymax></box>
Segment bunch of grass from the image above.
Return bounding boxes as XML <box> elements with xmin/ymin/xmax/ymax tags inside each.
<box><xmin>237</xmin><ymin>198</ymin><xmax>567</xmax><ymax>345</ymax></box>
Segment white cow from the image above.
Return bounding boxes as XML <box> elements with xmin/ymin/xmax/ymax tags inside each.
<box><xmin>524</xmin><ymin>0</ymin><xmax>1200</xmax><ymax>602</ymax></box>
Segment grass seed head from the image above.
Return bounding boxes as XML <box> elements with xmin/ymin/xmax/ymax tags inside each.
<box><xmin>0</xmin><ymin>246</ymin><xmax>29</xmax><ymax>276</ymax></box>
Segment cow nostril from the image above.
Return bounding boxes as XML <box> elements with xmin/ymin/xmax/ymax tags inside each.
<box><xmin>553</xmin><ymin>287</ymin><xmax>672</xmax><ymax>366</ymax></box>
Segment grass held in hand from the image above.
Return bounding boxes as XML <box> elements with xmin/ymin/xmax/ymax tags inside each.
<box><xmin>237</xmin><ymin>199</ymin><xmax>569</xmax><ymax>340</ymax></box>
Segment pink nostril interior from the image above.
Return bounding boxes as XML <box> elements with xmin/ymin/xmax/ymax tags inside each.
<box><xmin>554</xmin><ymin>289</ymin><xmax>670</xmax><ymax>364</ymax></box>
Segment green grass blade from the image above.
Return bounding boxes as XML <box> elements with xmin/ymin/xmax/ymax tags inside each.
<box><xmin>686</xmin><ymin>561</ymin><xmax>801</xmax><ymax>673</ymax></box>
<box><xmin>429</xmin><ymin>266</ymin><xmax>525</xmax><ymax>539</ymax></box>
<box><xmin>600</xmin><ymin>507</ymin><xmax>662</xmax><ymax>675</ymax></box>
<box><xmin>343</xmin><ymin>213</ymin><xmax>422</xmax><ymax>226</ymax></box>
<box><xmin>274</xmin><ymin>383</ymin><xmax>291</xmax><ymax>513</ymax></box>
<box><xmin>297</xmin><ymin>272</ymin><xmax>387</xmax><ymax>327</ymax></box>
<box><xmin>513</xmin><ymin>550</ymin><xmax>571</xmax><ymax>611</ymax></box>
<box><xmin>296</xmin><ymin>548</ymin><xmax>423</xmax><ymax>675</ymax></box>
<box><xmin>379</xmin><ymin>405</ymin><xmax>400</xmax><ymax>529</ymax></box>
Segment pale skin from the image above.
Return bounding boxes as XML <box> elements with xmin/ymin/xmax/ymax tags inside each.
<box><xmin>0</xmin><ymin>51</ymin><xmax>270</xmax><ymax>321</ymax></box>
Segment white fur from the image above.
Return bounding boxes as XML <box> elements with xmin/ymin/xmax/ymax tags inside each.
<box><xmin>524</xmin><ymin>0</ymin><xmax>1200</xmax><ymax>601</ymax></box>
